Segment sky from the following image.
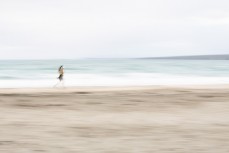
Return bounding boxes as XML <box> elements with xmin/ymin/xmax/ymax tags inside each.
<box><xmin>0</xmin><ymin>0</ymin><xmax>229</xmax><ymax>59</ymax></box>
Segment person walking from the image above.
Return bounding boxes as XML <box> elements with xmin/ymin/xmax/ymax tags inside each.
<box><xmin>54</xmin><ymin>65</ymin><xmax>65</xmax><ymax>87</ymax></box>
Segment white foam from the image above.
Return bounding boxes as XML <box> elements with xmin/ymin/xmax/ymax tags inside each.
<box><xmin>1</xmin><ymin>73</ymin><xmax>229</xmax><ymax>88</ymax></box>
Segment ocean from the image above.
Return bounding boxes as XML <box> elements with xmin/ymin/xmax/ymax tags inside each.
<box><xmin>1</xmin><ymin>59</ymin><xmax>229</xmax><ymax>88</ymax></box>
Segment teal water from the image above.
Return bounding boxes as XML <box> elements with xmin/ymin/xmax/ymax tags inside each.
<box><xmin>0</xmin><ymin>59</ymin><xmax>229</xmax><ymax>87</ymax></box>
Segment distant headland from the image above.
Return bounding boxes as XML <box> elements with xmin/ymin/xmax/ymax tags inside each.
<box><xmin>141</xmin><ymin>54</ymin><xmax>229</xmax><ymax>60</ymax></box>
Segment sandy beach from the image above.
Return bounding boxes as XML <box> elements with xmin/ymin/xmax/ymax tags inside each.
<box><xmin>0</xmin><ymin>86</ymin><xmax>229</xmax><ymax>153</ymax></box>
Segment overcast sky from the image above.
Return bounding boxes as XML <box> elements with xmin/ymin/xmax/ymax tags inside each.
<box><xmin>0</xmin><ymin>0</ymin><xmax>229</xmax><ymax>59</ymax></box>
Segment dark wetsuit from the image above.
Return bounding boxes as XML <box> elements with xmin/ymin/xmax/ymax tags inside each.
<box><xmin>58</xmin><ymin>74</ymin><xmax>63</xmax><ymax>81</ymax></box>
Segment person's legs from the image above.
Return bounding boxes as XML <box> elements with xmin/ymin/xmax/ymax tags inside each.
<box><xmin>53</xmin><ymin>80</ymin><xmax>61</xmax><ymax>87</ymax></box>
<box><xmin>61</xmin><ymin>79</ymin><xmax>65</xmax><ymax>88</ymax></box>
<box><xmin>54</xmin><ymin>74</ymin><xmax>63</xmax><ymax>88</ymax></box>
<box><xmin>60</xmin><ymin>75</ymin><xmax>64</xmax><ymax>88</ymax></box>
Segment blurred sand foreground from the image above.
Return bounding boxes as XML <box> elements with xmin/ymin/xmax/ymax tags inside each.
<box><xmin>0</xmin><ymin>86</ymin><xmax>229</xmax><ymax>153</ymax></box>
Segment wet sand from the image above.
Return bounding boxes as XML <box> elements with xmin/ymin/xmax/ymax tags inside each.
<box><xmin>0</xmin><ymin>86</ymin><xmax>229</xmax><ymax>153</ymax></box>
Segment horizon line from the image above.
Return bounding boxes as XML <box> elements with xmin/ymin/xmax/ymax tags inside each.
<box><xmin>0</xmin><ymin>53</ymin><xmax>229</xmax><ymax>60</ymax></box>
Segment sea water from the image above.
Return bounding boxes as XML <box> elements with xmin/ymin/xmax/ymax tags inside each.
<box><xmin>0</xmin><ymin>59</ymin><xmax>229</xmax><ymax>88</ymax></box>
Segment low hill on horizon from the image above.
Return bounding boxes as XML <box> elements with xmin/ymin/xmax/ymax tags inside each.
<box><xmin>142</xmin><ymin>54</ymin><xmax>229</xmax><ymax>60</ymax></box>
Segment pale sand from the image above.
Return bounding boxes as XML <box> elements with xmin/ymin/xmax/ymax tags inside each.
<box><xmin>0</xmin><ymin>86</ymin><xmax>229</xmax><ymax>153</ymax></box>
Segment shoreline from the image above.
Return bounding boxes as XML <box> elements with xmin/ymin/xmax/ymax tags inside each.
<box><xmin>0</xmin><ymin>84</ymin><xmax>229</xmax><ymax>93</ymax></box>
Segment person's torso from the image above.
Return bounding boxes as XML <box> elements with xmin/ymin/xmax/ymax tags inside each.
<box><xmin>59</xmin><ymin>68</ymin><xmax>64</xmax><ymax>75</ymax></box>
